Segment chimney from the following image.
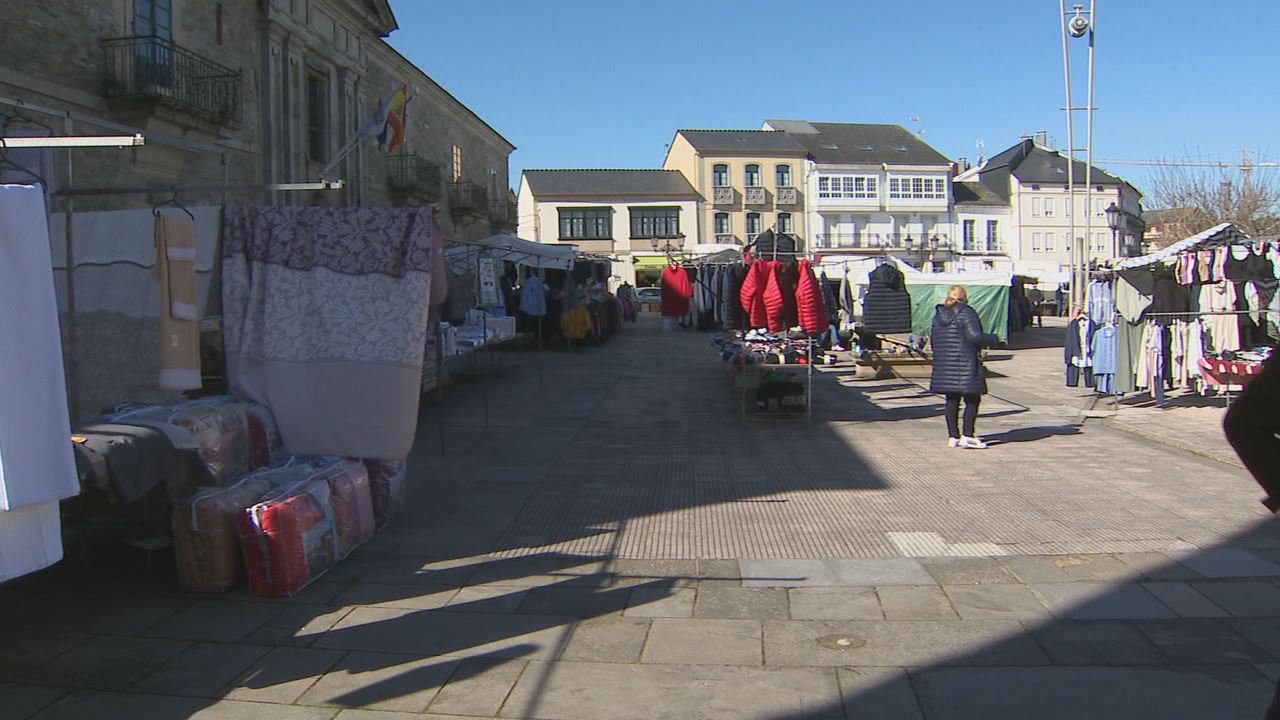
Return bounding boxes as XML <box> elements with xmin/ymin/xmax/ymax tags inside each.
<box><xmin>1035</xmin><ymin>130</ymin><xmax>1048</xmax><ymax>146</ymax></box>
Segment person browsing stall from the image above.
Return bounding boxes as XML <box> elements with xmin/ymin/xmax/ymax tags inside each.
<box><xmin>929</xmin><ymin>285</ymin><xmax>1000</xmax><ymax>449</ymax></box>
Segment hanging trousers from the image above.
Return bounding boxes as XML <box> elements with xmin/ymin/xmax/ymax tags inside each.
<box><xmin>1223</xmin><ymin>356</ymin><xmax>1280</xmax><ymax>508</ymax></box>
<box><xmin>945</xmin><ymin>393</ymin><xmax>982</xmax><ymax>438</ymax></box>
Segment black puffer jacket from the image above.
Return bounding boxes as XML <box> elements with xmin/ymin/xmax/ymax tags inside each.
<box><xmin>929</xmin><ymin>301</ymin><xmax>998</xmax><ymax>395</ymax></box>
<box><xmin>861</xmin><ymin>263</ymin><xmax>912</xmax><ymax>334</ymax></box>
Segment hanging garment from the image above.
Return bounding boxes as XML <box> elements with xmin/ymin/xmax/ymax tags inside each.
<box><xmin>1087</xmin><ymin>280</ymin><xmax>1116</xmax><ymax>324</ymax></box>
<box><xmin>762</xmin><ymin>260</ymin><xmax>788</xmax><ymax>332</ymax></box>
<box><xmin>1092</xmin><ymin>324</ymin><xmax>1118</xmax><ymax>394</ymax></box>
<box><xmin>660</xmin><ymin>264</ymin><xmax>693</xmax><ymax>318</ymax></box>
<box><xmin>861</xmin><ymin>262</ymin><xmax>912</xmax><ymax>334</ymax></box>
<box><xmin>221</xmin><ymin>204</ymin><xmax>438</xmax><ymax>461</ymax></box>
<box><xmin>1225</xmin><ymin>245</ymin><xmax>1275</xmax><ymax>283</ymax></box>
<box><xmin>779</xmin><ymin>261</ymin><xmax>801</xmax><ymax>330</ymax></box>
<box><xmin>739</xmin><ymin>260</ymin><xmax>768</xmax><ymax>329</ymax></box>
<box><xmin>0</xmin><ymin>184</ymin><xmax>80</xmax><ymax>580</ymax></box>
<box><xmin>838</xmin><ymin>271</ymin><xmax>855</xmax><ymax>328</ymax></box>
<box><xmin>1064</xmin><ymin>316</ymin><xmax>1096</xmax><ymax>387</ymax></box>
<box><xmin>518</xmin><ymin>275</ymin><xmax>547</xmax><ymax>316</ymax></box>
<box><xmin>1114</xmin><ymin>270</ymin><xmax>1154</xmax><ymax>323</ymax></box>
<box><xmin>155</xmin><ymin>213</ymin><xmax>202</xmax><ymax>390</ymax></box>
<box><xmin>795</xmin><ymin>260</ymin><xmax>827</xmax><ymax>334</ymax></box>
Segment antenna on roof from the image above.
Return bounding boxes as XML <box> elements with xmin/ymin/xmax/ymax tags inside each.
<box><xmin>976</xmin><ymin>139</ymin><xmax>985</xmax><ymax>166</ymax></box>
<box><xmin>909</xmin><ymin>116</ymin><xmax>923</xmax><ymax>137</ymax></box>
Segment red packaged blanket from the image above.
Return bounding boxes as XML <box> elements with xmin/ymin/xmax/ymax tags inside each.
<box><xmin>311</xmin><ymin>458</ymin><xmax>374</xmax><ymax>559</ymax></box>
<box><xmin>237</xmin><ymin>477</ymin><xmax>336</xmax><ymax>597</ymax></box>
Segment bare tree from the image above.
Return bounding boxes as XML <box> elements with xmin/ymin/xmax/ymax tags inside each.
<box><xmin>1146</xmin><ymin>157</ymin><xmax>1280</xmax><ymax>239</ymax></box>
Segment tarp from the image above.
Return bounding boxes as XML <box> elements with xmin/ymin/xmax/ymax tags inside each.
<box><xmin>445</xmin><ymin>233</ymin><xmax>576</xmax><ymax>271</ymax></box>
<box><xmin>1114</xmin><ymin>222</ymin><xmax>1247</xmax><ymax>270</ymax></box>
<box><xmin>904</xmin><ymin>271</ymin><xmax>1013</xmax><ymax>343</ymax></box>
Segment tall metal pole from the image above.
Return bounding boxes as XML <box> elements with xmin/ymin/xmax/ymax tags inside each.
<box><xmin>1060</xmin><ymin>1</ymin><xmax>1096</xmax><ymax>316</ymax></box>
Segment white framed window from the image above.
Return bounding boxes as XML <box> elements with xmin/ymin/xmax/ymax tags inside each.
<box><xmin>746</xmin><ymin>212</ymin><xmax>762</xmax><ymax>235</ymax></box>
<box><xmin>1095</xmin><ymin>232</ymin><xmax>1108</xmax><ymax>252</ymax></box>
<box><xmin>1095</xmin><ymin>198</ymin><xmax>1106</xmax><ymax>216</ymax></box>
<box><xmin>1032</xmin><ymin>232</ymin><xmax>1042</xmax><ymax>252</ymax></box>
<box><xmin>744</xmin><ymin>164</ymin><xmax>761</xmax><ymax>187</ymax></box>
<box><xmin>712</xmin><ymin>164</ymin><xmax>729</xmax><ymax>187</ymax></box>
<box><xmin>775</xmin><ymin>164</ymin><xmax>792</xmax><ymax>187</ymax></box>
<box><xmin>818</xmin><ymin>175</ymin><xmax>877</xmax><ymax>199</ymax></box>
<box><xmin>778</xmin><ymin>212</ymin><xmax>793</xmax><ymax>234</ymax></box>
<box><xmin>887</xmin><ymin>176</ymin><xmax>946</xmax><ymax>200</ymax></box>
<box><xmin>714</xmin><ymin>212</ymin><xmax>730</xmax><ymax>234</ymax></box>
<box><xmin>1044</xmin><ymin>232</ymin><xmax>1055</xmax><ymax>251</ymax></box>
<box><xmin>1043</xmin><ymin>197</ymin><xmax>1055</xmax><ymax>217</ymax></box>
<box><xmin>1031</xmin><ymin>197</ymin><xmax>1042</xmax><ymax>217</ymax></box>
<box><xmin>963</xmin><ymin>220</ymin><xmax>977</xmax><ymax>251</ymax></box>
<box><xmin>986</xmin><ymin>220</ymin><xmax>999</xmax><ymax>251</ymax></box>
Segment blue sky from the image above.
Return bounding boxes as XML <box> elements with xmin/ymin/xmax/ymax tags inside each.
<box><xmin>385</xmin><ymin>0</ymin><xmax>1280</xmax><ymax>201</ymax></box>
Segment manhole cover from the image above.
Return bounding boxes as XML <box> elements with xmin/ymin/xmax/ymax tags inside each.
<box><xmin>816</xmin><ymin>634</ymin><xmax>867</xmax><ymax>650</ymax></box>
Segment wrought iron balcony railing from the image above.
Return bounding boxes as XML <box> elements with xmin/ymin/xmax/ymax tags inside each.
<box><xmin>387</xmin><ymin>154</ymin><xmax>442</xmax><ymax>200</ymax></box>
<box><xmin>489</xmin><ymin>199</ymin><xmax>517</xmax><ymax>230</ymax></box>
<box><xmin>102</xmin><ymin>35</ymin><xmax>241</xmax><ymax>122</ymax></box>
<box><xmin>448</xmin><ymin>181</ymin><xmax>489</xmax><ymax>214</ymax></box>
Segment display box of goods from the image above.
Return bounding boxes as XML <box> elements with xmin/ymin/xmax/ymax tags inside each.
<box><xmin>167</xmin><ymin>400</ymin><xmax>255</xmax><ymax>485</ymax></box>
<box><xmin>237</xmin><ymin>476</ymin><xmax>337</xmax><ymax>597</ymax></box>
<box><xmin>364</xmin><ymin>460</ymin><xmax>407</xmax><ymax>530</ymax></box>
<box><xmin>310</xmin><ymin>458</ymin><xmax>375</xmax><ymax>559</ymax></box>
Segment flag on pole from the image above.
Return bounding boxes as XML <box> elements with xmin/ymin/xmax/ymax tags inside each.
<box><xmin>377</xmin><ymin>84</ymin><xmax>410</xmax><ymax>152</ymax></box>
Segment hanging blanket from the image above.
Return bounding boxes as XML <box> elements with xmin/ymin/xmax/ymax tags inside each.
<box><xmin>221</xmin><ymin>205</ymin><xmax>438</xmax><ymax>461</ymax></box>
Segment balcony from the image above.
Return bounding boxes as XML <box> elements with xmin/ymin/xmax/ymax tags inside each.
<box><xmin>958</xmin><ymin>237</ymin><xmax>1005</xmax><ymax>254</ymax></box>
<box><xmin>489</xmin><ymin>199</ymin><xmax>517</xmax><ymax>234</ymax></box>
<box><xmin>387</xmin><ymin>154</ymin><xmax>442</xmax><ymax>204</ymax></box>
<box><xmin>713</xmin><ymin>234</ymin><xmax>739</xmax><ymax>245</ymax></box>
<box><xmin>712</xmin><ymin>186</ymin><xmax>735</xmax><ymax>205</ymax></box>
<box><xmin>743</xmin><ymin>187</ymin><xmax>767</xmax><ymax>205</ymax></box>
<box><xmin>775</xmin><ymin>186</ymin><xmax>799</xmax><ymax>205</ymax></box>
<box><xmin>448</xmin><ymin>181</ymin><xmax>489</xmax><ymax>220</ymax></box>
<box><xmin>102</xmin><ymin>35</ymin><xmax>241</xmax><ymax>124</ymax></box>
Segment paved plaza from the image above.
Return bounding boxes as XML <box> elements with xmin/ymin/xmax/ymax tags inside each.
<box><xmin>3</xmin><ymin>313</ymin><xmax>1280</xmax><ymax>719</ymax></box>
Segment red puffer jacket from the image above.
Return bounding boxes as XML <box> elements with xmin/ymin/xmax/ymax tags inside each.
<box><xmin>739</xmin><ymin>260</ymin><xmax>769</xmax><ymax>329</ymax></box>
<box><xmin>795</xmin><ymin>259</ymin><xmax>828</xmax><ymax>333</ymax></box>
<box><xmin>763</xmin><ymin>260</ymin><xmax>787</xmax><ymax>332</ymax></box>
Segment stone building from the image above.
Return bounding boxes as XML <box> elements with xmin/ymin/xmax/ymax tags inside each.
<box><xmin>0</xmin><ymin>0</ymin><xmax>516</xmax><ymax>237</ymax></box>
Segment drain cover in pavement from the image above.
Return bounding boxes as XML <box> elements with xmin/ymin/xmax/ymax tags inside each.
<box><xmin>816</xmin><ymin>634</ymin><xmax>867</xmax><ymax>650</ymax></box>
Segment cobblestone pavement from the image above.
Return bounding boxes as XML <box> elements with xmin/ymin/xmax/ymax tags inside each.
<box><xmin>2</xmin><ymin>312</ymin><xmax>1278</xmax><ymax>719</ymax></box>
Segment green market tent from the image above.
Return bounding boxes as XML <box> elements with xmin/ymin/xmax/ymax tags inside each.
<box><xmin>903</xmin><ymin>270</ymin><xmax>1014</xmax><ymax>343</ymax></box>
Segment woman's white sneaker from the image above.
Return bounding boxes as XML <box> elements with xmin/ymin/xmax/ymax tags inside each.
<box><xmin>948</xmin><ymin>437</ymin><xmax>962</xmax><ymax>448</ymax></box>
<box><xmin>960</xmin><ymin>436</ymin><xmax>988</xmax><ymax>449</ymax></box>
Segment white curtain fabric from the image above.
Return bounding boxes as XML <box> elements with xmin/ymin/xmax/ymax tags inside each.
<box><xmin>0</xmin><ymin>184</ymin><xmax>79</xmax><ymax>580</ymax></box>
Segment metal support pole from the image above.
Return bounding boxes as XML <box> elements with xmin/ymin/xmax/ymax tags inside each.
<box><xmin>62</xmin><ymin>114</ymin><xmax>79</xmax><ymax>421</ymax></box>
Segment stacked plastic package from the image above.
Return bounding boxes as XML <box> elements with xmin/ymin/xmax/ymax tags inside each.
<box><xmin>118</xmin><ymin>396</ymin><xmax>411</xmax><ymax>597</ymax></box>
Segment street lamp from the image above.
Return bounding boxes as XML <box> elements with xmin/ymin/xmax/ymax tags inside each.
<box><xmin>1104</xmin><ymin>202</ymin><xmax>1124</xmax><ymax>258</ymax></box>
<box><xmin>649</xmin><ymin>233</ymin><xmax>685</xmax><ymax>258</ymax></box>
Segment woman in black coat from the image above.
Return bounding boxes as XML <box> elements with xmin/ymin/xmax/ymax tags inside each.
<box><xmin>929</xmin><ymin>285</ymin><xmax>999</xmax><ymax>449</ymax></box>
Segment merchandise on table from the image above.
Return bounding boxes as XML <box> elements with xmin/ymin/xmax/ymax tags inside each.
<box><xmin>166</xmin><ymin>400</ymin><xmax>255</xmax><ymax>485</ymax></box>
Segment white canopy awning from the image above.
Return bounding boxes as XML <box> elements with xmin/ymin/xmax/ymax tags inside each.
<box><xmin>445</xmin><ymin>233</ymin><xmax>577</xmax><ymax>271</ymax></box>
<box><xmin>1114</xmin><ymin>222</ymin><xmax>1249</xmax><ymax>270</ymax></box>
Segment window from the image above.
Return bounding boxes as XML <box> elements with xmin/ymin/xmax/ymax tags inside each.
<box><xmin>1095</xmin><ymin>198</ymin><xmax>1106</xmax><ymax>216</ymax></box>
<box><xmin>558</xmin><ymin>208</ymin><xmax>611</xmax><ymax>240</ymax></box>
<box><xmin>216</xmin><ymin>4</ymin><xmax>224</xmax><ymax>44</ymax></box>
<box><xmin>134</xmin><ymin>0</ymin><xmax>173</xmax><ymax>39</ymax></box>
<box><xmin>775</xmin><ymin>164</ymin><xmax>792</xmax><ymax>187</ymax></box>
<box><xmin>744</xmin><ymin>164</ymin><xmax>761</xmax><ymax>187</ymax></box>
<box><xmin>452</xmin><ymin>145</ymin><xmax>463</xmax><ymax>181</ymax></box>
<box><xmin>629</xmin><ymin>207</ymin><xmax>680</xmax><ymax>238</ymax></box>
<box><xmin>818</xmin><ymin>175</ymin><xmax>877</xmax><ymax>199</ymax></box>
<box><xmin>712</xmin><ymin>164</ymin><xmax>728</xmax><ymax>187</ymax></box>
<box><xmin>986</xmin><ymin>220</ymin><xmax>999</xmax><ymax>251</ymax></box>
<box><xmin>714</xmin><ymin>213</ymin><xmax>730</xmax><ymax>234</ymax></box>
<box><xmin>306</xmin><ymin>71</ymin><xmax>328</xmax><ymax>163</ymax></box>
<box><xmin>1044</xmin><ymin>232</ymin><xmax>1055</xmax><ymax>251</ymax></box>
<box><xmin>1031</xmin><ymin>197</ymin><xmax>1042</xmax><ymax>217</ymax></box>
<box><xmin>746</xmin><ymin>212</ymin><xmax>762</xmax><ymax>235</ymax></box>
<box><xmin>887</xmin><ymin>176</ymin><xmax>946</xmax><ymax>200</ymax></box>
<box><xmin>778</xmin><ymin>213</ymin><xmax>793</xmax><ymax>234</ymax></box>
<box><xmin>963</xmin><ymin>220</ymin><xmax>976</xmax><ymax>251</ymax></box>
<box><xmin>1095</xmin><ymin>232</ymin><xmax>1108</xmax><ymax>252</ymax></box>
<box><xmin>1043</xmin><ymin>197</ymin><xmax>1055</xmax><ymax>217</ymax></box>
<box><xmin>1032</xmin><ymin>233</ymin><xmax>1042</xmax><ymax>252</ymax></box>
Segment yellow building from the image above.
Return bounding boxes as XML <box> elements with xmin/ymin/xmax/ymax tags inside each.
<box><xmin>663</xmin><ymin>130</ymin><xmax>809</xmax><ymax>251</ymax></box>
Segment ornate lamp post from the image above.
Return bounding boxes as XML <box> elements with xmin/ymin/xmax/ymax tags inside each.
<box><xmin>1104</xmin><ymin>202</ymin><xmax>1124</xmax><ymax>258</ymax></box>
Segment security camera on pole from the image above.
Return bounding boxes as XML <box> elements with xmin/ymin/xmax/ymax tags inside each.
<box><xmin>1060</xmin><ymin>2</ymin><xmax>1096</xmax><ymax>317</ymax></box>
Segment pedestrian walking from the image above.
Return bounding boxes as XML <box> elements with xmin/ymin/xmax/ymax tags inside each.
<box><xmin>1027</xmin><ymin>286</ymin><xmax>1045</xmax><ymax>327</ymax></box>
<box><xmin>929</xmin><ymin>285</ymin><xmax>999</xmax><ymax>449</ymax></box>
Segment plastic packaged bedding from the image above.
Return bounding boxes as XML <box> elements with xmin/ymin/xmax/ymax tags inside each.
<box><xmin>237</xmin><ymin>476</ymin><xmax>337</xmax><ymax>597</ymax></box>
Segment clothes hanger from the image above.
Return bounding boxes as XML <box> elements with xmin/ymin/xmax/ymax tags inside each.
<box><xmin>152</xmin><ymin>187</ymin><xmax>194</xmax><ymax>221</ymax></box>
